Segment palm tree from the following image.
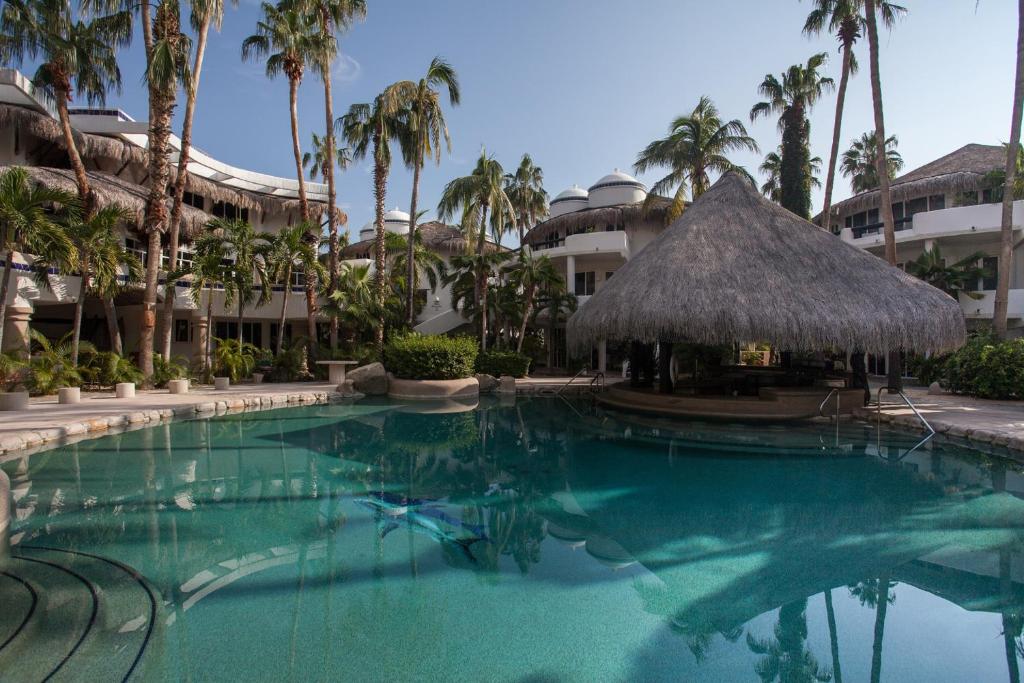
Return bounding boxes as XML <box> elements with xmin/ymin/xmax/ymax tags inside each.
<box><xmin>324</xmin><ymin>262</ymin><xmax>376</xmax><ymax>342</ymax></box>
<box><xmin>91</xmin><ymin>244</ymin><xmax>142</xmax><ymax>357</ymax></box>
<box><xmin>750</xmin><ymin>54</ymin><xmax>834</xmax><ymax>219</ymax></box>
<box><xmin>138</xmin><ymin>0</ymin><xmax>192</xmax><ymax>381</ymax></box>
<box><xmin>269</xmin><ymin>222</ymin><xmax>325</xmax><ymax>354</ymax></box>
<box><xmin>760</xmin><ymin>147</ymin><xmax>823</xmax><ymax>203</ymax></box>
<box><xmin>994</xmin><ymin>0</ymin><xmax>1024</xmax><ymax>339</ymax></box>
<box><xmin>302</xmin><ymin>132</ymin><xmax>351</xmax><ymax>180</ymax></box>
<box><xmin>0</xmin><ymin>0</ymin><xmax>132</xmax><ymax>213</ymax></box>
<box><xmin>503</xmin><ymin>253</ymin><xmax>562</xmax><ymax>353</ymax></box>
<box><xmin>635</xmin><ymin>96</ymin><xmax>759</xmax><ymax>223</ymax></box>
<box><xmin>0</xmin><ymin>168</ymin><xmax>75</xmax><ymax>352</ymax></box>
<box><xmin>504</xmin><ymin>154</ymin><xmax>548</xmax><ymax>246</ymax></box>
<box><xmin>60</xmin><ymin>205</ymin><xmax>140</xmax><ymax>364</ymax></box>
<box><xmin>534</xmin><ymin>288</ymin><xmax>576</xmax><ymax>369</ymax></box>
<box><xmin>746</xmin><ymin>599</ymin><xmax>832</xmax><ymax>682</ymax></box>
<box><xmin>340</xmin><ymin>82</ymin><xmax>415</xmax><ymax>348</ymax></box>
<box><xmin>906</xmin><ymin>245</ymin><xmax>989</xmax><ymax>300</ymax></box>
<box><xmin>383</xmin><ymin>230</ymin><xmax>447</xmax><ymax>304</ymax></box>
<box><xmin>442</xmin><ymin>250</ymin><xmax>511</xmax><ymax>346</ymax></box>
<box><xmin>437</xmin><ymin>150</ymin><xmax>515</xmax><ymax>349</ymax></box>
<box><xmin>208</xmin><ymin>218</ymin><xmax>272</xmax><ymax>344</ymax></box>
<box><xmin>160</xmin><ymin>0</ymin><xmax>235</xmax><ymax>362</ymax></box>
<box><xmin>179</xmin><ymin>233</ymin><xmax>227</xmax><ymax>376</ymax></box>
<box><xmin>839</xmin><ymin>131</ymin><xmax>903</xmax><ymax>193</ymax></box>
<box><xmin>803</xmin><ymin>0</ymin><xmax>906</xmax><ymax>229</ymax></box>
<box><xmin>389</xmin><ymin>57</ymin><xmax>460</xmax><ymax>326</ymax></box>
<box><xmin>848</xmin><ymin>577</ymin><xmax>896</xmax><ymax>683</ymax></box>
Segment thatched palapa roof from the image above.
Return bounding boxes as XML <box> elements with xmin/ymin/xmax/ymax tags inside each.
<box><xmin>568</xmin><ymin>172</ymin><xmax>966</xmax><ymax>354</ymax></box>
<box><xmin>826</xmin><ymin>143</ymin><xmax>1005</xmax><ymax>217</ymax></box>
<box><xmin>341</xmin><ymin>220</ymin><xmax>502</xmax><ymax>258</ymax></box>
<box><xmin>522</xmin><ymin>196</ymin><xmax>674</xmax><ymax>245</ymax></box>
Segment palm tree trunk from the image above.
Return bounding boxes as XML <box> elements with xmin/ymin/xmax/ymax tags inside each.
<box><xmin>994</xmin><ymin>0</ymin><xmax>1024</xmax><ymax>339</ymax></box>
<box><xmin>54</xmin><ymin>93</ymin><xmax>92</xmax><ymax>213</ymax></box>
<box><xmin>236</xmin><ymin>300</ymin><xmax>244</xmax><ymax>345</ymax></box>
<box><xmin>160</xmin><ymin>14</ymin><xmax>211</xmax><ymax>361</ymax></box>
<box><xmin>869</xmin><ymin>574</ymin><xmax>890</xmax><ymax>683</ymax></box>
<box><xmin>140</xmin><ymin>228</ymin><xmax>164</xmax><ymax>380</ymax></box>
<box><xmin>205</xmin><ymin>290</ymin><xmax>214</xmax><ymax>376</ymax></box>
<box><xmin>288</xmin><ymin>77</ymin><xmax>309</xmax><ymax>221</ymax></box>
<box><xmin>477</xmin><ymin>202</ymin><xmax>489</xmax><ymax>351</ymax></box>
<box><xmin>780</xmin><ymin>105</ymin><xmax>809</xmax><ymax>218</ymax></box>
<box><xmin>516</xmin><ymin>283</ymin><xmax>535</xmax><ymax>353</ymax></box>
<box><xmin>322</xmin><ymin>67</ymin><xmax>340</xmax><ymax>349</ymax></box>
<box><xmin>71</xmin><ymin>256</ymin><xmax>88</xmax><ymax>365</ymax></box>
<box><xmin>825</xmin><ymin>589</ymin><xmax>843</xmax><ymax>683</ymax></box>
<box><xmin>406</xmin><ymin>152</ymin><xmax>422</xmax><ymax>326</ymax></box>
<box><xmin>103</xmin><ymin>295</ymin><xmax>122</xmax><ymax>355</ymax></box>
<box><xmin>0</xmin><ymin>234</ymin><xmax>13</xmax><ymax>352</ymax></box>
<box><xmin>277</xmin><ymin>265</ymin><xmax>291</xmax><ymax>354</ymax></box>
<box><xmin>820</xmin><ymin>39</ymin><xmax>853</xmax><ymax>231</ymax></box>
<box><xmin>372</xmin><ymin>135</ymin><xmax>388</xmax><ymax>352</ymax></box>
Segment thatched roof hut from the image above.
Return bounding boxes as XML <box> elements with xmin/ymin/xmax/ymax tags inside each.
<box><xmin>522</xmin><ymin>195</ymin><xmax>673</xmax><ymax>245</ymax></box>
<box><xmin>341</xmin><ymin>220</ymin><xmax>503</xmax><ymax>259</ymax></box>
<box><xmin>568</xmin><ymin>172</ymin><xmax>966</xmax><ymax>354</ymax></box>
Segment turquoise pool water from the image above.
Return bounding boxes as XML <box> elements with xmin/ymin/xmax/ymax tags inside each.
<box><xmin>2</xmin><ymin>397</ymin><xmax>1023</xmax><ymax>682</ymax></box>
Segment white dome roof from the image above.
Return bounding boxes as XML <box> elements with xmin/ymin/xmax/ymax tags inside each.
<box><xmin>383</xmin><ymin>208</ymin><xmax>411</xmax><ymax>224</ymax></box>
<box><xmin>553</xmin><ymin>185</ymin><xmax>589</xmax><ymax>202</ymax></box>
<box><xmin>359</xmin><ymin>208</ymin><xmax>410</xmax><ymax>240</ymax></box>
<box><xmin>588</xmin><ymin>169</ymin><xmax>645</xmax><ymax>192</ymax></box>
<box><xmin>549</xmin><ymin>184</ymin><xmax>590</xmax><ymax>218</ymax></box>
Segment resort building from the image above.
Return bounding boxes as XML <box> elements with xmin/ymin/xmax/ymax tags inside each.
<box><xmin>828</xmin><ymin>144</ymin><xmax>1024</xmax><ymax>342</ymax></box>
<box><xmin>522</xmin><ymin>169</ymin><xmax>671</xmax><ymax>371</ymax></box>
<box><xmin>0</xmin><ymin>68</ymin><xmax>339</xmax><ymax>360</ymax></box>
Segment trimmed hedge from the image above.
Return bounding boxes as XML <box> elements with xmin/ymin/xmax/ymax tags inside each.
<box><xmin>477</xmin><ymin>350</ymin><xmax>531</xmax><ymax>378</ymax></box>
<box><xmin>385</xmin><ymin>334</ymin><xmax>478</xmax><ymax>380</ymax></box>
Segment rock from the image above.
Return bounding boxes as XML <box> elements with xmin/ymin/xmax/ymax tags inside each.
<box><xmin>336</xmin><ymin>380</ymin><xmax>365</xmax><ymax>399</ymax></box>
<box><xmin>498</xmin><ymin>375</ymin><xmax>516</xmax><ymax>394</ymax></box>
<box><xmin>350</xmin><ymin>362</ymin><xmax>388</xmax><ymax>395</ymax></box>
<box><xmin>476</xmin><ymin>374</ymin><xmax>499</xmax><ymax>393</ymax></box>
<box><xmin>927</xmin><ymin>381</ymin><xmax>944</xmax><ymax>395</ymax></box>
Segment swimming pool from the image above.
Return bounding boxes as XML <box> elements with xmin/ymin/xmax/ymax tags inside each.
<box><xmin>1</xmin><ymin>397</ymin><xmax>1023</xmax><ymax>681</ymax></box>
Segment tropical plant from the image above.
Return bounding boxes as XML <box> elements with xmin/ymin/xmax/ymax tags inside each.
<box><xmin>905</xmin><ymin>245</ymin><xmax>988</xmax><ymax>300</ymax></box>
<box><xmin>0</xmin><ymin>0</ymin><xmax>132</xmax><ymax>212</ymax></box>
<box><xmin>477</xmin><ymin>350</ymin><xmax>530</xmax><ymax>378</ymax></box>
<box><xmin>389</xmin><ymin>57</ymin><xmax>460</xmax><ymax>325</ymax></box>
<box><xmin>746</xmin><ymin>599</ymin><xmax>832</xmax><ymax>683</ymax></box>
<box><xmin>384</xmin><ymin>333</ymin><xmax>477</xmax><ymax>380</ymax></box>
<box><xmin>504</xmin><ymin>154</ymin><xmax>547</xmax><ymax>246</ymax></box>
<box><xmin>28</xmin><ymin>329</ymin><xmax>91</xmax><ymax>394</ymax></box>
<box><xmin>324</xmin><ymin>261</ymin><xmax>376</xmax><ymax>340</ymax></box>
<box><xmin>803</xmin><ymin>0</ymin><xmax>906</xmax><ymax>229</ymax></box>
<box><xmin>533</xmin><ymin>288</ymin><xmax>577</xmax><ymax>369</ymax></box>
<box><xmin>759</xmin><ymin>147</ymin><xmax>823</xmax><ymax>204</ymax></box>
<box><xmin>839</xmin><ymin>131</ymin><xmax>903</xmax><ymax>193</ymax></box>
<box><xmin>981</xmin><ymin>144</ymin><xmax>1024</xmax><ymax>202</ymax></box>
<box><xmin>139</xmin><ymin>0</ymin><xmax>192</xmax><ymax>381</ymax></box>
<box><xmin>302</xmin><ymin>131</ymin><xmax>351</xmax><ymax>181</ymax></box>
<box><xmin>437</xmin><ymin>150</ymin><xmax>515</xmax><ymax>349</ymax></box>
<box><xmin>161</xmin><ymin>0</ymin><xmax>237</xmax><ymax>362</ymax></box>
<box><xmin>750</xmin><ymin>53</ymin><xmax>834</xmax><ymax>219</ymax></box>
<box><xmin>0</xmin><ymin>167</ymin><xmax>75</xmax><ymax>351</ymax></box>
<box><xmin>995</xmin><ymin>0</ymin><xmax>1024</xmax><ymax>339</ymax></box>
<box><xmin>636</xmin><ymin>96</ymin><xmax>759</xmax><ymax>223</ymax></box>
<box><xmin>503</xmin><ymin>253</ymin><xmax>563</xmax><ymax>353</ymax></box>
<box><xmin>340</xmin><ymin>80</ymin><xmax>415</xmax><ymax>348</ymax></box>
<box><xmin>152</xmin><ymin>353</ymin><xmax>188</xmax><ymax>387</ymax></box>
<box><xmin>269</xmin><ymin>222</ymin><xmax>325</xmax><ymax>354</ymax></box>
<box><xmin>442</xmin><ymin>249</ymin><xmax>511</xmax><ymax>349</ymax></box>
<box><xmin>213</xmin><ymin>336</ymin><xmax>257</xmax><ymax>382</ymax></box>
<box><xmin>212</xmin><ymin>218</ymin><xmax>272</xmax><ymax>344</ymax></box>
<box><xmin>384</xmin><ymin>229</ymin><xmax>447</xmax><ymax>300</ymax></box>
<box><xmin>0</xmin><ymin>350</ymin><xmax>27</xmax><ymax>391</ymax></box>
<box><xmin>79</xmin><ymin>348</ymin><xmax>144</xmax><ymax>387</ymax></box>
<box><xmin>177</xmin><ymin>232</ymin><xmax>227</xmax><ymax>377</ymax></box>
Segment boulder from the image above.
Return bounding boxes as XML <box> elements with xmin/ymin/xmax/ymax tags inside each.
<box><xmin>498</xmin><ymin>375</ymin><xmax>516</xmax><ymax>394</ymax></box>
<box><xmin>476</xmin><ymin>373</ymin><xmax>499</xmax><ymax>393</ymax></box>
<box><xmin>336</xmin><ymin>380</ymin><xmax>365</xmax><ymax>400</ymax></box>
<box><xmin>927</xmin><ymin>381</ymin><xmax>944</xmax><ymax>396</ymax></box>
<box><xmin>350</xmin><ymin>362</ymin><xmax>388</xmax><ymax>395</ymax></box>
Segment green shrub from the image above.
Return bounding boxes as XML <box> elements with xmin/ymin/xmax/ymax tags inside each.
<box><xmin>80</xmin><ymin>350</ymin><xmax>144</xmax><ymax>387</ymax></box>
<box><xmin>213</xmin><ymin>338</ymin><xmax>258</xmax><ymax>382</ymax></box>
<box><xmin>0</xmin><ymin>351</ymin><xmax>27</xmax><ymax>391</ymax></box>
<box><xmin>384</xmin><ymin>333</ymin><xmax>477</xmax><ymax>380</ymax></box>
<box><xmin>906</xmin><ymin>352</ymin><xmax>949</xmax><ymax>386</ymax></box>
<box><xmin>937</xmin><ymin>332</ymin><xmax>1024</xmax><ymax>399</ymax></box>
<box><xmin>152</xmin><ymin>355</ymin><xmax>188</xmax><ymax>388</ymax></box>
<box><xmin>477</xmin><ymin>350</ymin><xmax>531</xmax><ymax>378</ymax></box>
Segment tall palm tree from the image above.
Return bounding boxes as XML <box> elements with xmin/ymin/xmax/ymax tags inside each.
<box><xmin>383</xmin><ymin>230</ymin><xmax>447</xmax><ymax>302</ymax></box>
<box><xmin>180</xmin><ymin>233</ymin><xmax>227</xmax><ymax>376</ymax></box>
<box><xmin>994</xmin><ymin>0</ymin><xmax>1024</xmax><ymax>339</ymax></box>
<box><xmin>302</xmin><ymin>131</ymin><xmax>351</xmax><ymax>180</ymax></box>
<box><xmin>340</xmin><ymin>82</ymin><xmax>415</xmax><ymax>349</ymax></box>
<box><xmin>0</xmin><ymin>0</ymin><xmax>132</xmax><ymax>212</ymax></box>
<box><xmin>636</xmin><ymin>96</ymin><xmax>759</xmax><ymax>223</ymax></box>
<box><xmin>60</xmin><ymin>205</ymin><xmax>140</xmax><ymax>364</ymax></box>
<box><xmin>0</xmin><ymin>167</ymin><xmax>75</xmax><ymax>351</ymax></box>
<box><xmin>139</xmin><ymin>0</ymin><xmax>192</xmax><ymax>381</ymax></box>
<box><xmin>391</xmin><ymin>57</ymin><xmax>460</xmax><ymax>326</ymax></box>
<box><xmin>839</xmin><ymin>131</ymin><xmax>903</xmax><ymax>193</ymax></box>
<box><xmin>269</xmin><ymin>222</ymin><xmax>325</xmax><ymax>354</ymax></box>
<box><xmin>293</xmin><ymin>0</ymin><xmax>364</xmax><ymax>348</ymax></box>
<box><xmin>504</xmin><ymin>154</ymin><xmax>548</xmax><ymax>246</ymax></box>
<box><xmin>160</xmin><ymin>0</ymin><xmax>235</xmax><ymax>362</ymax></box>
<box><xmin>207</xmin><ymin>218</ymin><xmax>272</xmax><ymax>344</ymax></box>
<box><xmin>325</xmin><ymin>262</ymin><xmax>375</xmax><ymax>342</ymax></box>
<box><xmin>503</xmin><ymin>253</ymin><xmax>562</xmax><ymax>353</ymax></box>
<box><xmin>750</xmin><ymin>54</ymin><xmax>834</xmax><ymax>219</ymax></box>
<box><xmin>760</xmin><ymin>147</ymin><xmax>823</xmax><ymax>203</ymax></box>
<box><xmin>437</xmin><ymin>150</ymin><xmax>514</xmax><ymax>349</ymax></box>
<box><xmin>92</xmin><ymin>245</ymin><xmax>142</xmax><ymax>357</ymax></box>
<box><xmin>746</xmin><ymin>599</ymin><xmax>831</xmax><ymax>683</ymax></box>
<box><xmin>803</xmin><ymin>0</ymin><xmax>906</xmax><ymax>229</ymax></box>
<box><xmin>442</xmin><ymin>249</ymin><xmax>511</xmax><ymax>346</ymax></box>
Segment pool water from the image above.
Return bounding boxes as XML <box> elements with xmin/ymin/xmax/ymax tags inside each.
<box><xmin>2</xmin><ymin>397</ymin><xmax>1023</xmax><ymax>682</ymax></box>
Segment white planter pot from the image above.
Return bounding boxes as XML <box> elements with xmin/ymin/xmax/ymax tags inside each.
<box><xmin>214</xmin><ymin>377</ymin><xmax>230</xmax><ymax>391</ymax></box>
<box><xmin>0</xmin><ymin>391</ymin><xmax>29</xmax><ymax>411</ymax></box>
<box><xmin>58</xmin><ymin>387</ymin><xmax>81</xmax><ymax>404</ymax></box>
<box><xmin>115</xmin><ymin>382</ymin><xmax>136</xmax><ymax>399</ymax></box>
<box><xmin>252</xmin><ymin>373</ymin><xmax>264</xmax><ymax>384</ymax></box>
<box><xmin>168</xmin><ymin>379</ymin><xmax>189</xmax><ymax>395</ymax></box>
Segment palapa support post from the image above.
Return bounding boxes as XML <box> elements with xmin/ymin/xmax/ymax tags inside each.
<box><xmin>886</xmin><ymin>349</ymin><xmax>904</xmax><ymax>393</ymax></box>
<box><xmin>630</xmin><ymin>341</ymin><xmax>642</xmax><ymax>388</ymax></box>
<box><xmin>658</xmin><ymin>341</ymin><xmax>674</xmax><ymax>394</ymax></box>
<box><xmin>850</xmin><ymin>351</ymin><xmax>869</xmax><ymax>405</ymax></box>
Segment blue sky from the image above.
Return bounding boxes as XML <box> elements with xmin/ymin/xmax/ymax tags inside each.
<box><xmin>88</xmin><ymin>0</ymin><xmax>1018</xmax><ymax>241</ymax></box>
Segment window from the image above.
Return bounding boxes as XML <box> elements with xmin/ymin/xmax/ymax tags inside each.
<box><xmin>574</xmin><ymin>271</ymin><xmax>596</xmax><ymax>296</ymax></box>
<box><xmin>905</xmin><ymin>196</ymin><xmax>929</xmax><ymax>217</ymax></box>
<box><xmin>605</xmin><ymin>271</ymin><xmax>615</xmax><ymax>281</ymax></box>
<box><xmin>183</xmin><ymin>191</ymin><xmax>204</xmax><ymax>209</ymax></box>
<box><xmin>982</xmin><ymin>256</ymin><xmax>998</xmax><ymax>291</ymax></box>
<box><xmin>892</xmin><ymin>202</ymin><xmax>904</xmax><ymax>220</ymax></box>
<box><xmin>214</xmin><ymin>321</ymin><xmax>262</xmax><ymax>347</ymax></box>
<box><xmin>291</xmin><ymin>268</ymin><xmax>305</xmax><ymax>288</ymax></box>
<box><xmin>269</xmin><ymin>323</ymin><xmax>293</xmax><ymax>347</ymax></box>
<box><xmin>125</xmin><ymin>238</ymin><xmax>147</xmax><ymax>265</ymax></box>
<box><xmin>929</xmin><ymin>194</ymin><xmax>946</xmax><ymax>211</ymax></box>
<box><xmin>175</xmin><ymin>247</ymin><xmax>194</xmax><ymax>271</ymax></box>
<box><xmin>212</xmin><ymin>201</ymin><xmax>249</xmax><ymax>222</ymax></box>
<box><xmin>850</xmin><ymin>212</ymin><xmax>867</xmax><ymax>228</ymax></box>
<box><xmin>174</xmin><ymin>319</ymin><xmax>190</xmax><ymax>343</ymax></box>
<box><xmin>867</xmin><ymin>208</ymin><xmax>879</xmax><ymax>225</ymax></box>
<box><xmin>982</xmin><ymin>188</ymin><xmax>998</xmax><ymax>204</ymax></box>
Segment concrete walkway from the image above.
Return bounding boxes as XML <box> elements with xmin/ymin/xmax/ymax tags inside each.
<box><xmin>0</xmin><ymin>382</ymin><xmax>338</xmax><ymax>461</ymax></box>
<box><xmin>852</xmin><ymin>385</ymin><xmax>1024</xmax><ymax>455</ymax></box>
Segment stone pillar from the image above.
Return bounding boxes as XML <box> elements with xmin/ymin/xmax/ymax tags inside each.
<box><xmin>3</xmin><ymin>306</ymin><xmax>31</xmax><ymax>355</ymax></box>
<box><xmin>597</xmin><ymin>339</ymin><xmax>607</xmax><ymax>374</ymax></box>
<box><xmin>194</xmin><ymin>315</ymin><xmax>209</xmax><ymax>369</ymax></box>
<box><xmin>566</xmin><ymin>255</ymin><xmax>576</xmax><ymax>295</ymax></box>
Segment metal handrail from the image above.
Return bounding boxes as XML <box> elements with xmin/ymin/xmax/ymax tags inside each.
<box><xmin>555</xmin><ymin>368</ymin><xmax>589</xmax><ymax>396</ymax></box>
<box><xmin>589</xmin><ymin>372</ymin><xmax>605</xmax><ymax>393</ymax></box>
<box><xmin>818</xmin><ymin>388</ymin><xmax>840</xmax><ymax>420</ymax></box>
<box><xmin>876</xmin><ymin>387</ymin><xmax>936</xmax><ymax>435</ymax></box>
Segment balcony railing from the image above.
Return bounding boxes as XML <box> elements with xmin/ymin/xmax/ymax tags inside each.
<box><xmin>850</xmin><ymin>216</ymin><xmax>914</xmax><ymax>239</ymax></box>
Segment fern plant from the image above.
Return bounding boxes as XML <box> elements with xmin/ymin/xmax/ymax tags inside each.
<box><xmin>29</xmin><ymin>330</ymin><xmax>92</xmax><ymax>395</ymax></box>
<box><xmin>0</xmin><ymin>351</ymin><xmax>28</xmax><ymax>391</ymax></box>
<box><xmin>213</xmin><ymin>338</ymin><xmax>258</xmax><ymax>382</ymax></box>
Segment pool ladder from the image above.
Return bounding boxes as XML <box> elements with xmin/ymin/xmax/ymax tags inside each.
<box><xmin>875</xmin><ymin>387</ymin><xmax>936</xmax><ymax>459</ymax></box>
<box><xmin>554</xmin><ymin>369</ymin><xmax>604</xmax><ymax>396</ymax></box>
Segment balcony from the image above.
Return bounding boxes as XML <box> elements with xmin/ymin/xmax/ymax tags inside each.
<box><xmin>958</xmin><ymin>288</ymin><xmax>1024</xmax><ymax>320</ymax></box>
<box><xmin>530</xmin><ymin>231</ymin><xmax>629</xmax><ymax>259</ymax></box>
<box><xmin>841</xmin><ymin>200</ymin><xmax>1024</xmax><ymax>247</ymax></box>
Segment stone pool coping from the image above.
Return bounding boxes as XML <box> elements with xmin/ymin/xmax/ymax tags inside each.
<box><xmin>0</xmin><ymin>382</ymin><xmax>342</xmax><ymax>464</ymax></box>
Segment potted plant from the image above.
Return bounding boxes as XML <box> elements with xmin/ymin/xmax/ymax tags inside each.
<box><xmin>0</xmin><ymin>350</ymin><xmax>29</xmax><ymax>411</ymax></box>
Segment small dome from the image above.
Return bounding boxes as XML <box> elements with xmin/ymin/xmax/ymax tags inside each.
<box><xmin>358</xmin><ymin>208</ymin><xmax>411</xmax><ymax>240</ymax></box>
<box><xmin>588</xmin><ymin>169</ymin><xmax>645</xmax><ymax>192</ymax></box>
<box><xmin>549</xmin><ymin>184</ymin><xmax>590</xmax><ymax>218</ymax></box>
<box><xmin>588</xmin><ymin>168</ymin><xmax>647</xmax><ymax>209</ymax></box>
<box><xmin>384</xmin><ymin>207</ymin><xmax>411</xmax><ymax>224</ymax></box>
